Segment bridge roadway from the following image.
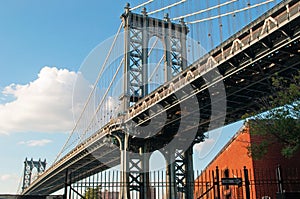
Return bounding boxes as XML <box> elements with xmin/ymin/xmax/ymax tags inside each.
<box><xmin>23</xmin><ymin>0</ymin><xmax>300</xmax><ymax>195</ymax></box>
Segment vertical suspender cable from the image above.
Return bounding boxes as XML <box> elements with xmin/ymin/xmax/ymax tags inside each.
<box><xmin>195</xmin><ymin>0</ymin><xmax>200</xmax><ymax>57</ymax></box>
<box><xmin>232</xmin><ymin>0</ymin><xmax>237</xmax><ymax>35</ymax></box>
<box><xmin>207</xmin><ymin>0</ymin><xmax>214</xmax><ymax>50</ymax></box>
<box><xmin>243</xmin><ymin>0</ymin><xmax>248</xmax><ymax>26</ymax></box>
<box><xmin>248</xmin><ymin>0</ymin><xmax>252</xmax><ymax>23</ymax></box>
<box><xmin>54</xmin><ymin>23</ymin><xmax>123</xmax><ymax>164</ymax></box>
<box><xmin>218</xmin><ymin>0</ymin><xmax>223</xmax><ymax>44</ymax></box>
<box><xmin>79</xmin><ymin>57</ymin><xmax>124</xmax><ymax>143</ymax></box>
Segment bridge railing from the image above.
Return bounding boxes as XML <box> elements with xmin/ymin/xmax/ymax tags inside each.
<box><xmin>23</xmin><ymin>0</ymin><xmax>300</xmax><ymax>194</ymax></box>
<box><xmin>48</xmin><ymin>0</ymin><xmax>300</xmax><ymax>184</ymax></box>
<box><xmin>52</xmin><ymin>0</ymin><xmax>300</xmax><ymax>170</ymax></box>
<box><xmin>125</xmin><ymin>0</ymin><xmax>300</xmax><ymax>124</ymax></box>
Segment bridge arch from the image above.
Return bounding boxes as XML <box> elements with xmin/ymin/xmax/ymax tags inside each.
<box><xmin>22</xmin><ymin>158</ymin><xmax>46</xmax><ymax>191</ymax></box>
<box><xmin>147</xmin><ymin>36</ymin><xmax>165</xmax><ymax>93</ymax></box>
<box><xmin>149</xmin><ymin>150</ymin><xmax>167</xmax><ymax>171</ymax></box>
<box><xmin>121</xmin><ymin>6</ymin><xmax>189</xmax><ymax>110</ymax></box>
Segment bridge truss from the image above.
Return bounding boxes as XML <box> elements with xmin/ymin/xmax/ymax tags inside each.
<box><xmin>22</xmin><ymin>0</ymin><xmax>300</xmax><ymax>198</ymax></box>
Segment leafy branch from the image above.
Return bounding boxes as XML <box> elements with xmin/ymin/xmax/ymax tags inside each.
<box><xmin>243</xmin><ymin>70</ymin><xmax>300</xmax><ymax>159</ymax></box>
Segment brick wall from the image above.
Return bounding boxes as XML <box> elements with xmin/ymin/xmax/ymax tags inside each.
<box><xmin>194</xmin><ymin>122</ymin><xmax>300</xmax><ymax>199</ymax></box>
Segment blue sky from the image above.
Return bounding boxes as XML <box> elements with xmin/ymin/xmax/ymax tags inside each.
<box><xmin>0</xmin><ymin>0</ymin><xmax>278</xmax><ymax>194</ymax></box>
<box><xmin>0</xmin><ymin>0</ymin><xmax>128</xmax><ymax>87</ymax></box>
<box><xmin>0</xmin><ymin>0</ymin><xmax>131</xmax><ymax>193</ymax></box>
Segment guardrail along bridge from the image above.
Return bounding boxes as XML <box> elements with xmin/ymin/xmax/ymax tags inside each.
<box><xmin>22</xmin><ymin>0</ymin><xmax>300</xmax><ymax>198</ymax></box>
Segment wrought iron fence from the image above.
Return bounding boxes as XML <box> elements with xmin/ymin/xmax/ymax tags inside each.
<box><xmin>0</xmin><ymin>195</ymin><xmax>63</xmax><ymax>199</ymax></box>
<box><xmin>65</xmin><ymin>165</ymin><xmax>300</xmax><ymax>199</ymax></box>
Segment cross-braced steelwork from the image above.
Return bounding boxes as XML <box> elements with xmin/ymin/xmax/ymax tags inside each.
<box><xmin>21</xmin><ymin>0</ymin><xmax>300</xmax><ymax>198</ymax></box>
<box><xmin>121</xmin><ymin>4</ymin><xmax>188</xmax><ymax>109</ymax></box>
<box><xmin>161</xmin><ymin>147</ymin><xmax>194</xmax><ymax>199</ymax></box>
<box><xmin>118</xmin><ymin>4</ymin><xmax>193</xmax><ymax>198</ymax></box>
<box><xmin>22</xmin><ymin>158</ymin><xmax>46</xmax><ymax>191</ymax></box>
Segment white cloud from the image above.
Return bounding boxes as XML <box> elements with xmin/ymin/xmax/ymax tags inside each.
<box><xmin>194</xmin><ymin>138</ymin><xmax>216</xmax><ymax>159</ymax></box>
<box><xmin>0</xmin><ymin>174</ymin><xmax>15</xmax><ymax>181</ymax></box>
<box><xmin>18</xmin><ymin>139</ymin><xmax>52</xmax><ymax>147</ymax></box>
<box><xmin>0</xmin><ymin>174</ymin><xmax>19</xmax><ymax>194</ymax></box>
<box><xmin>0</xmin><ymin>66</ymin><xmax>81</xmax><ymax>134</ymax></box>
<box><xmin>194</xmin><ymin>138</ymin><xmax>216</xmax><ymax>152</ymax></box>
<box><xmin>0</xmin><ymin>174</ymin><xmax>18</xmax><ymax>181</ymax></box>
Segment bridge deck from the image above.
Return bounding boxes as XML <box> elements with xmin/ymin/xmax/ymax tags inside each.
<box><xmin>23</xmin><ymin>0</ymin><xmax>300</xmax><ymax>195</ymax></box>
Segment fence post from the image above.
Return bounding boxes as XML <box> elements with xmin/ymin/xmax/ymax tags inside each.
<box><xmin>212</xmin><ymin>170</ymin><xmax>216</xmax><ymax>199</ymax></box>
<box><xmin>64</xmin><ymin>169</ymin><xmax>68</xmax><ymax>199</ymax></box>
<box><xmin>277</xmin><ymin>164</ymin><xmax>284</xmax><ymax>197</ymax></box>
<box><xmin>243</xmin><ymin>166</ymin><xmax>250</xmax><ymax>199</ymax></box>
<box><xmin>215</xmin><ymin>166</ymin><xmax>221</xmax><ymax>199</ymax></box>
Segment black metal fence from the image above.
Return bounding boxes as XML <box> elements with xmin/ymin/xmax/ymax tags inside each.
<box><xmin>68</xmin><ymin>170</ymin><xmax>168</xmax><ymax>199</ymax></box>
<box><xmin>65</xmin><ymin>166</ymin><xmax>300</xmax><ymax>199</ymax></box>
<box><xmin>194</xmin><ymin>166</ymin><xmax>300</xmax><ymax>199</ymax></box>
<box><xmin>0</xmin><ymin>195</ymin><xmax>63</xmax><ymax>199</ymax></box>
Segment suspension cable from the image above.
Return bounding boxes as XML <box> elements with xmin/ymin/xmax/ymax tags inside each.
<box><xmin>148</xmin><ymin>0</ymin><xmax>186</xmax><ymax>15</ymax></box>
<box><xmin>130</xmin><ymin>0</ymin><xmax>154</xmax><ymax>11</ymax></box>
<box><xmin>79</xmin><ymin>57</ymin><xmax>124</xmax><ymax>143</ymax></box>
<box><xmin>218</xmin><ymin>0</ymin><xmax>223</xmax><ymax>43</ymax></box>
<box><xmin>149</xmin><ymin>56</ymin><xmax>164</xmax><ymax>81</ymax></box>
<box><xmin>80</xmin><ymin>36</ymin><xmax>163</xmax><ymax>141</ymax></box>
<box><xmin>148</xmin><ymin>37</ymin><xmax>159</xmax><ymax>56</ymax></box>
<box><xmin>54</xmin><ymin>23</ymin><xmax>123</xmax><ymax>164</ymax></box>
<box><xmin>16</xmin><ymin>171</ymin><xmax>23</xmax><ymax>194</ymax></box>
<box><xmin>172</xmin><ymin>0</ymin><xmax>237</xmax><ymax>20</ymax></box>
<box><xmin>187</xmin><ymin>0</ymin><xmax>274</xmax><ymax>24</ymax></box>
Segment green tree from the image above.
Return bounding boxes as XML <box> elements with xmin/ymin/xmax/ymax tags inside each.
<box><xmin>84</xmin><ymin>186</ymin><xmax>102</xmax><ymax>199</ymax></box>
<box><xmin>244</xmin><ymin>71</ymin><xmax>300</xmax><ymax>159</ymax></box>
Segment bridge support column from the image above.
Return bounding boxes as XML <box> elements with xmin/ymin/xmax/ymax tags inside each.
<box><xmin>184</xmin><ymin>146</ymin><xmax>194</xmax><ymax>199</ymax></box>
<box><xmin>119</xmin><ymin>133</ymin><xmax>130</xmax><ymax>199</ymax></box>
<box><xmin>163</xmin><ymin>146</ymin><xmax>194</xmax><ymax>199</ymax></box>
<box><xmin>127</xmin><ymin>146</ymin><xmax>151</xmax><ymax>199</ymax></box>
<box><xmin>165</xmin><ymin>151</ymin><xmax>177</xmax><ymax>199</ymax></box>
<box><xmin>115</xmin><ymin>131</ymin><xmax>151</xmax><ymax>199</ymax></box>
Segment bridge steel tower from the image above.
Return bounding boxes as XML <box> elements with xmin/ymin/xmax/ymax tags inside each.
<box><xmin>22</xmin><ymin>158</ymin><xmax>46</xmax><ymax>191</ymax></box>
<box><xmin>116</xmin><ymin>4</ymin><xmax>194</xmax><ymax>199</ymax></box>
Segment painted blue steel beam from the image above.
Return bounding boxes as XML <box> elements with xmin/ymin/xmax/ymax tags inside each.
<box><xmin>22</xmin><ymin>0</ymin><xmax>300</xmax><ymax>195</ymax></box>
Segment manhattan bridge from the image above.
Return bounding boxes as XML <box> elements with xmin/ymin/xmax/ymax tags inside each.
<box><xmin>20</xmin><ymin>0</ymin><xmax>300</xmax><ymax>198</ymax></box>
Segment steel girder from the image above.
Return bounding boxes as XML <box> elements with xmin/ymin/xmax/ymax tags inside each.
<box><xmin>23</xmin><ymin>158</ymin><xmax>47</xmax><ymax>191</ymax></box>
<box><xmin>121</xmin><ymin>5</ymin><xmax>188</xmax><ymax>109</ymax></box>
<box><xmin>119</xmin><ymin>4</ymin><xmax>191</xmax><ymax>199</ymax></box>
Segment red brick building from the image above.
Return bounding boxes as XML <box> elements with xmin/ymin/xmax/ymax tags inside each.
<box><xmin>194</xmin><ymin>122</ymin><xmax>300</xmax><ymax>199</ymax></box>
